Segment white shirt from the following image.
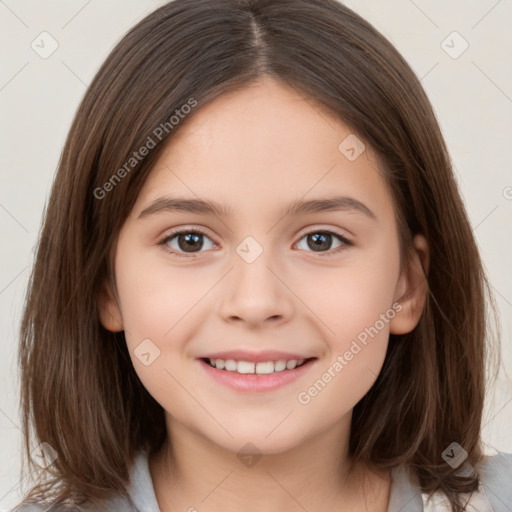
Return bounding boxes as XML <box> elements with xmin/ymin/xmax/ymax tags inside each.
<box><xmin>14</xmin><ymin>448</ymin><xmax>512</xmax><ymax>511</ymax></box>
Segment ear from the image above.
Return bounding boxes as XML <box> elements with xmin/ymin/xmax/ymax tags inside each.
<box><xmin>390</xmin><ymin>233</ymin><xmax>430</xmax><ymax>335</ymax></box>
<box><xmin>97</xmin><ymin>279</ymin><xmax>124</xmax><ymax>332</ymax></box>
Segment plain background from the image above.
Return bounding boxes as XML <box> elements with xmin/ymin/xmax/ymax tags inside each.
<box><xmin>1</xmin><ymin>0</ymin><xmax>511</xmax><ymax>509</ymax></box>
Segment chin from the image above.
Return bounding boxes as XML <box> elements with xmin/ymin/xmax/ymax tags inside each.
<box><xmin>209</xmin><ymin>429</ymin><xmax>304</xmax><ymax>457</ymax></box>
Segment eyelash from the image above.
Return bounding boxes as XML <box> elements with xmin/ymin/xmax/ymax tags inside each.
<box><xmin>157</xmin><ymin>227</ymin><xmax>353</xmax><ymax>259</ymax></box>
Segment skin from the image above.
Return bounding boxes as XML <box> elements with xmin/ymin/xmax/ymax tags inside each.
<box><xmin>99</xmin><ymin>76</ymin><xmax>429</xmax><ymax>512</ymax></box>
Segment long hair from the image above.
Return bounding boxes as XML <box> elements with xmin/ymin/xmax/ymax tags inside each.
<box><xmin>16</xmin><ymin>1</ymin><xmax>500</xmax><ymax>511</ymax></box>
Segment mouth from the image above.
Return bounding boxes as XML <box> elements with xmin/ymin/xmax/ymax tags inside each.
<box><xmin>201</xmin><ymin>357</ymin><xmax>315</xmax><ymax>375</ymax></box>
<box><xmin>197</xmin><ymin>356</ymin><xmax>318</xmax><ymax>393</ymax></box>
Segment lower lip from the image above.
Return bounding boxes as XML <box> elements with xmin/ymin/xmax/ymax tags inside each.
<box><xmin>198</xmin><ymin>358</ymin><xmax>317</xmax><ymax>392</ymax></box>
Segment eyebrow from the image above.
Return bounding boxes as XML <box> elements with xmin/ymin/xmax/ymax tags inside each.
<box><xmin>137</xmin><ymin>195</ymin><xmax>377</xmax><ymax>221</ymax></box>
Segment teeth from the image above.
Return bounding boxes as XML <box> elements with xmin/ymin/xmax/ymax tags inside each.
<box><xmin>207</xmin><ymin>358</ymin><xmax>308</xmax><ymax>374</ymax></box>
<box><xmin>225</xmin><ymin>359</ymin><xmax>237</xmax><ymax>371</ymax></box>
<box><xmin>274</xmin><ymin>360</ymin><xmax>287</xmax><ymax>372</ymax></box>
<box><xmin>237</xmin><ymin>361</ymin><xmax>255</xmax><ymax>374</ymax></box>
<box><xmin>256</xmin><ymin>361</ymin><xmax>274</xmax><ymax>374</ymax></box>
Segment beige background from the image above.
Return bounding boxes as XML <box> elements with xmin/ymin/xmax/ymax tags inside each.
<box><xmin>1</xmin><ymin>0</ymin><xmax>511</xmax><ymax>509</ymax></box>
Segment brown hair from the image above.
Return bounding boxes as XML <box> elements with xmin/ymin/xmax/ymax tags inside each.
<box><xmin>16</xmin><ymin>1</ymin><xmax>500</xmax><ymax>511</ymax></box>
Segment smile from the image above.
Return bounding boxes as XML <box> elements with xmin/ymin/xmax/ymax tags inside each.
<box><xmin>204</xmin><ymin>358</ymin><xmax>310</xmax><ymax>375</ymax></box>
<box><xmin>198</xmin><ymin>357</ymin><xmax>318</xmax><ymax>393</ymax></box>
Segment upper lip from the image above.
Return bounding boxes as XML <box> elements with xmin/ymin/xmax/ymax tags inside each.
<box><xmin>199</xmin><ymin>350</ymin><xmax>316</xmax><ymax>363</ymax></box>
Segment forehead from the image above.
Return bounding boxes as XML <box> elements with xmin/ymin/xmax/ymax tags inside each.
<box><xmin>132</xmin><ymin>77</ymin><xmax>395</xmax><ymax>224</ymax></box>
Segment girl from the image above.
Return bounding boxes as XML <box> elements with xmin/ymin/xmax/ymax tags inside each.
<box><xmin>14</xmin><ymin>0</ymin><xmax>512</xmax><ymax>511</ymax></box>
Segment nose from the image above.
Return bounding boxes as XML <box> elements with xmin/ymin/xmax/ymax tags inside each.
<box><xmin>217</xmin><ymin>245</ymin><xmax>295</xmax><ymax>328</ymax></box>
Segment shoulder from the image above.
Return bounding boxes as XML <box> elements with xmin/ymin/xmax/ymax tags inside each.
<box><xmin>388</xmin><ymin>449</ymin><xmax>512</xmax><ymax>511</ymax></box>
<box><xmin>11</xmin><ymin>494</ymin><xmax>136</xmax><ymax>512</ymax></box>
<box><xmin>478</xmin><ymin>447</ymin><xmax>512</xmax><ymax>473</ymax></box>
<box><xmin>477</xmin><ymin>448</ymin><xmax>512</xmax><ymax>504</ymax></box>
<box><xmin>421</xmin><ymin>449</ymin><xmax>512</xmax><ymax>512</ymax></box>
<box><xmin>10</xmin><ymin>504</ymin><xmax>84</xmax><ymax>512</ymax></box>
<box><xmin>11</xmin><ymin>452</ymin><xmax>153</xmax><ymax>512</ymax></box>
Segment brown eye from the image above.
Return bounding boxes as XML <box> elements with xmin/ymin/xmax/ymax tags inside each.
<box><xmin>160</xmin><ymin>229</ymin><xmax>216</xmax><ymax>257</ymax></box>
<box><xmin>296</xmin><ymin>231</ymin><xmax>351</xmax><ymax>255</ymax></box>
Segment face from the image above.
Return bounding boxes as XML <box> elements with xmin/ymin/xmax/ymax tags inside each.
<box><xmin>100</xmin><ymin>77</ymin><xmax>428</xmax><ymax>455</ymax></box>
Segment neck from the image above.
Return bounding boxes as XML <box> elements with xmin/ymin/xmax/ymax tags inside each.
<box><xmin>148</xmin><ymin>414</ymin><xmax>391</xmax><ymax>512</ymax></box>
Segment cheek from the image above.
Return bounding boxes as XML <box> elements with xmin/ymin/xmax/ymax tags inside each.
<box><xmin>114</xmin><ymin>242</ymin><xmax>208</xmax><ymax>343</ymax></box>
<box><xmin>113</xmin><ymin>245</ymin><xmax>200</xmax><ymax>416</ymax></box>
<box><xmin>294</xmin><ymin>276</ymin><xmax>398</xmax><ymax>418</ymax></box>
<box><xmin>303</xmin><ymin>275</ymin><xmax>393</xmax><ymax>399</ymax></box>
<box><xmin>301</xmin><ymin>240</ymin><xmax>400</xmax><ymax>350</ymax></box>
<box><xmin>113</xmin><ymin>243</ymin><xmax>217</xmax><ymax>398</ymax></box>
<box><xmin>329</xmin><ymin>268</ymin><xmax>398</xmax><ymax>348</ymax></box>
<box><xmin>294</xmin><ymin>238</ymin><xmax>400</xmax><ymax>401</ymax></box>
